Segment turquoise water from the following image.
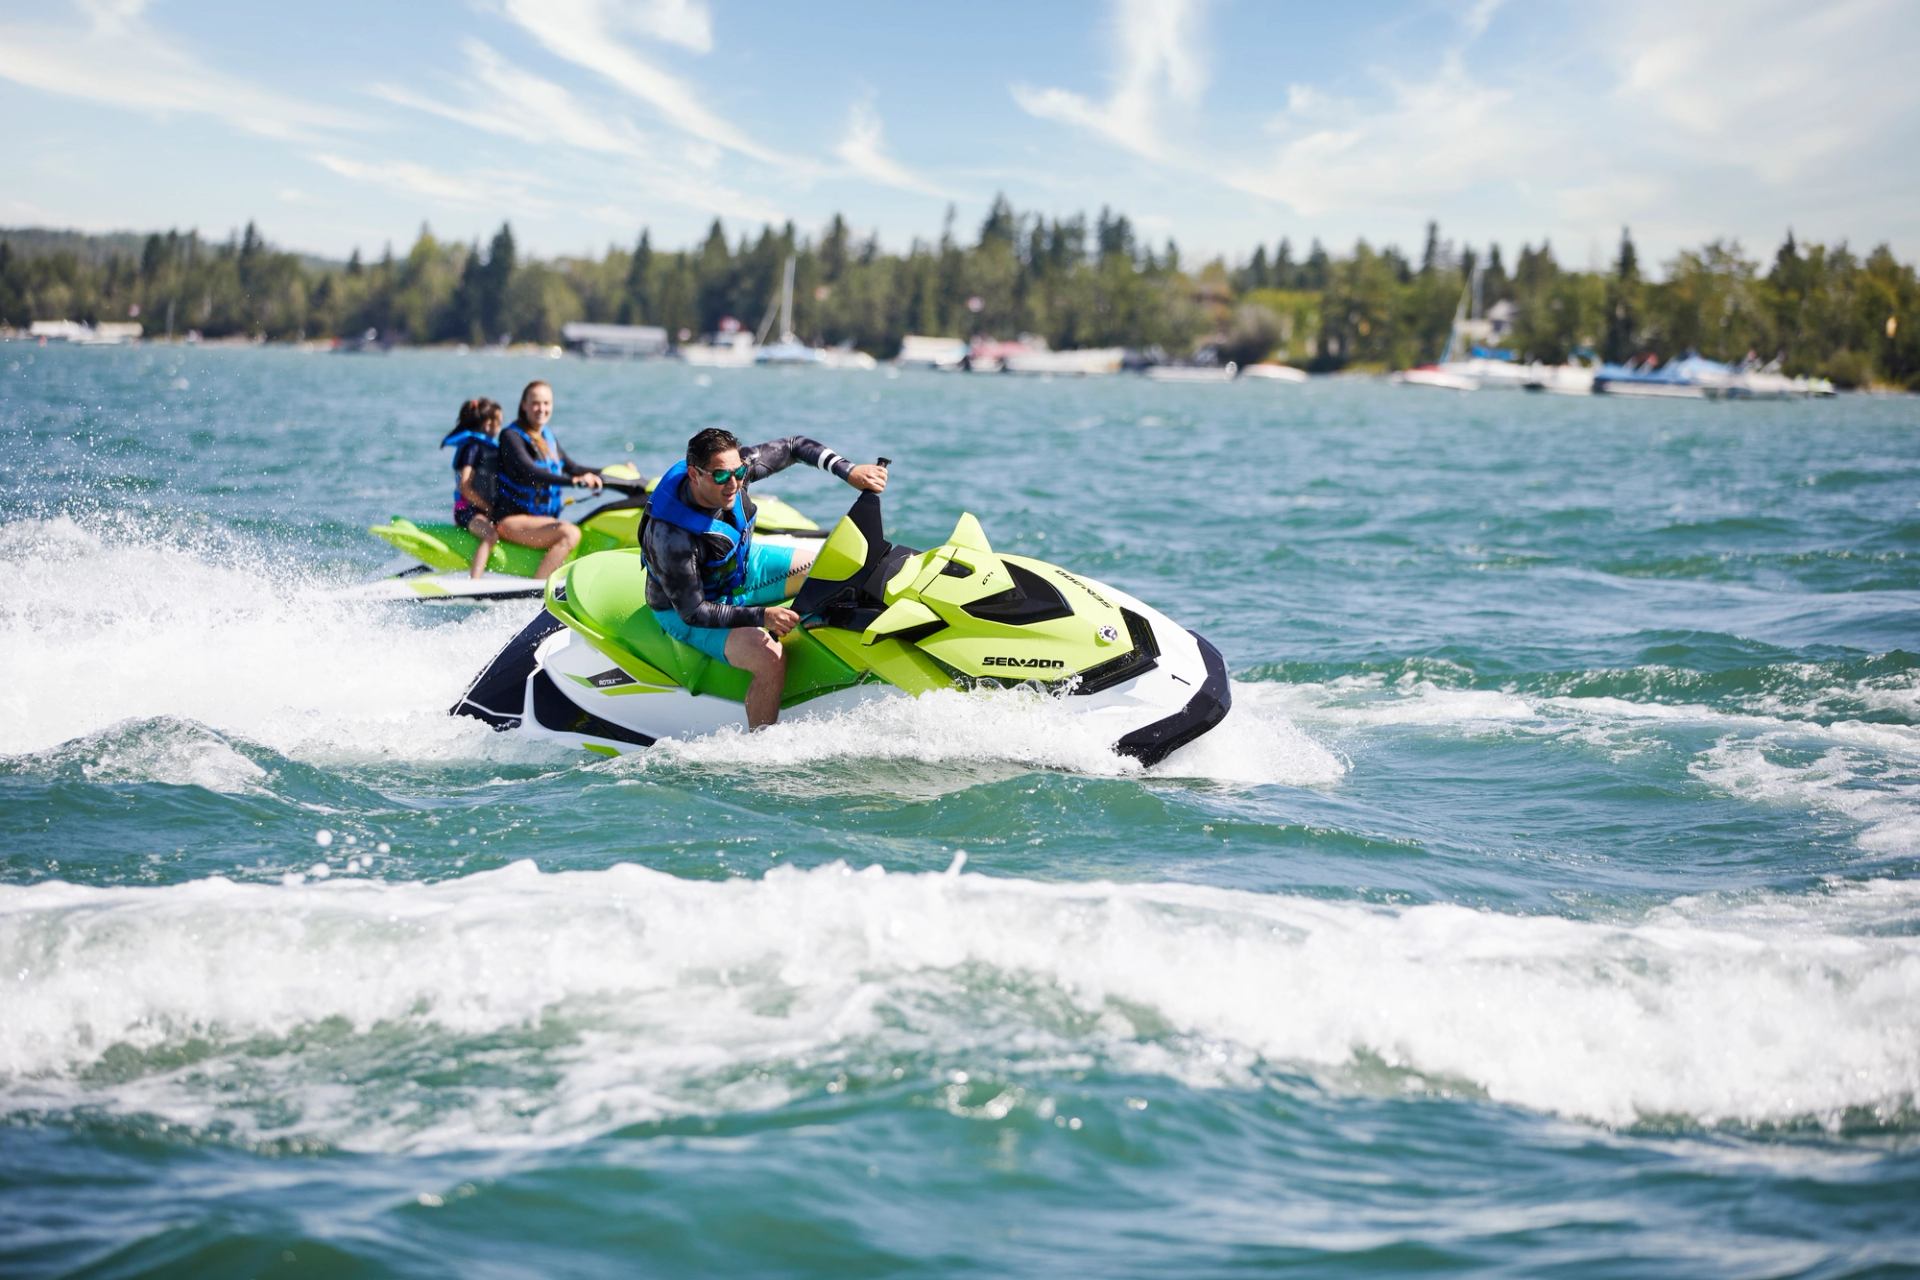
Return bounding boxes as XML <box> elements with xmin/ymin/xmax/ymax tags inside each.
<box><xmin>3</xmin><ymin>345</ymin><xmax>1918</xmax><ymax>1277</ymax></box>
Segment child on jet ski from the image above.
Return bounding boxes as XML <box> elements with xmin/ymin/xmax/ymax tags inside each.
<box><xmin>441</xmin><ymin>397</ymin><xmax>502</xmax><ymax>579</ymax></box>
<box><xmin>641</xmin><ymin>428</ymin><xmax>886</xmax><ymax>729</ymax></box>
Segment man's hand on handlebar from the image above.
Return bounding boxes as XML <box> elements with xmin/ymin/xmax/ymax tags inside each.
<box><xmin>763</xmin><ymin>606</ymin><xmax>800</xmax><ymax>637</ymax></box>
<box><xmin>847</xmin><ymin>463</ymin><xmax>888</xmax><ymax>493</ymax></box>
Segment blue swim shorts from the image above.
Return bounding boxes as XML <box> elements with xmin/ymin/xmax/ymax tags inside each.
<box><xmin>651</xmin><ymin>542</ymin><xmax>800</xmax><ymax>662</ymax></box>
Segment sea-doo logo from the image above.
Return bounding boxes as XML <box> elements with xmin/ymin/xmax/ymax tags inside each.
<box><xmin>982</xmin><ymin>655</ymin><xmax>1066</xmax><ymax>669</ymax></box>
<box><xmin>1051</xmin><ymin>568</ymin><xmax>1111</xmax><ymax>610</ymax></box>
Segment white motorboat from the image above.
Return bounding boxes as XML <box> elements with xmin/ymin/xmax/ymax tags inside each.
<box><xmin>753</xmin><ymin>258</ymin><xmax>872</xmax><ymax>370</ymax></box>
<box><xmin>1240</xmin><ymin>362</ymin><xmax>1309</xmax><ymax>383</ymax></box>
<box><xmin>678</xmin><ymin>331</ymin><xmax>757</xmax><ymax>367</ymax></box>
<box><xmin>1390</xmin><ymin>366</ymin><xmax>1480</xmax><ymax>391</ymax></box>
<box><xmin>1002</xmin><ymin>346</ymin><xmax>1125</xmax><ymax>376</ymax></box>
<box><xmin>1144</xmin><ymin>363</ymin><xmax>1238</xmax><ymax>384</ymax></box>
<box><xmin>1522</xmin><ymin>363</ymin><xmax>1596</xmax><ymax>395</ymax></box>
<box><xmin>894</xmin><ymin>335</ymin><xmax>969</xmax><ymax>371</ymax></box>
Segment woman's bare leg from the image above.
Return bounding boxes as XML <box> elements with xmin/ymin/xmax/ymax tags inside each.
<box><xmin>495</xmin><ymin>514</ymin><xmax>582</xmax><ymax>580</ymax></box>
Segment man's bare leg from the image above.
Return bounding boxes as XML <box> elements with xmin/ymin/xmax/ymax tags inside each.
<box><xmin>726</xmin><ymin>626</ymin><xmax>788</xmax><ymax>729</ymax></box>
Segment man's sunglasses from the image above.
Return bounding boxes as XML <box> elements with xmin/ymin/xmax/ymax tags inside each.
<box><xmin>701</xmin><ymin>465</ymin><xmax>749</xmax><ymax>485</ymax></box>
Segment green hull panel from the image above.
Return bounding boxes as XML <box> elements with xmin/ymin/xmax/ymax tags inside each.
<box><xmin>533</xmin><ymin>506</ymin><xmax>1139</xmax><ymax>716</ymax></box>
<box><xmin>548</xmin><ymin>549</ymin><xmax>861</xmax><ymax>707</ymax></box>
<box><xmin>370</xmin><ymin>492</ymin><xmax>821</xmax><ymax>581</ymax></box>
<box><xmin>367</xmin><ymin>518</ymin><xmax>543</xmax><ymax>575</ymax></box>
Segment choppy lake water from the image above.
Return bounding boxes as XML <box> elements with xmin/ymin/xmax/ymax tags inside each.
<box><xmin>2</xmin><ymin>345</ymin><xmax>1918</xmax><ymax>1276</ymax></box>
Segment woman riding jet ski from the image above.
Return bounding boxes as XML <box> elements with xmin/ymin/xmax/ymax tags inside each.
<box><xmin>452</xmin><ymin>469</ymin><xmax>1231</xmax><ymax>766</ymax></box>
<box><xmin>354</xmin><ymin>471</ymin><xmax>823</xmax><ymax>603</ymax></box>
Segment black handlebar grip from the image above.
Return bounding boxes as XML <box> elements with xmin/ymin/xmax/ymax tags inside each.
<box><xmin>877</xmin><ymin>457</ymin><xmax>891</xmax><ymax>468</ymax></box>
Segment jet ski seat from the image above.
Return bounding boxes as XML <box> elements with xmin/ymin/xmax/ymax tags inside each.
<box><xmin>552</xmin><ymin>549</ymin><xmax>857</xmax><ymax>702</ymax></box>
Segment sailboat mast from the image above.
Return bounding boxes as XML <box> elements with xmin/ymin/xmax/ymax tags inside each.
<box><xmin>1441</xmin><ymin>283</ymin><xmax>1468</xmax><ymax>365</ymax></box>
<box><xmin>781</xmin><ymin>257</ymin><xmax>795</xmax><ymax>341</ymax></box>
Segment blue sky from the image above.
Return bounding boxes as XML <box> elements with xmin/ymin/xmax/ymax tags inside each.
<box><xmin>4</xmin><ymin>0</ymin><xmax>1916</xmax><ymax>275</ymax></box>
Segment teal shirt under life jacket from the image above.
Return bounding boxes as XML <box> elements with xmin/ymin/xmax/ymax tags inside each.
<box><xmin>644</xmin><ymin>460</ymin><xmax>756</xmax><ymax>597</ymax></box>
<box><xmin>494</xmin><ymin>422</ymin><xmax>565</xmax><ymax>517</ymax></box>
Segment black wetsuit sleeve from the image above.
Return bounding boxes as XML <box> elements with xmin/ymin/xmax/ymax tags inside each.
<box><xmin>453</xmin><ymin>442</ymin><xmax>490</xmax><ymax>509</ymax></box>
<box><xmin>741</xmin><ymin>437</ymin><xmax>855</xmax><ymax>484</ymax></box>
<box><xmin>499</xmin><ymin>431</ymin><xmax>592</xmax><ymax>490</ymax></box>
<box><xmin>642</xmin><ymin>519</ymin><xmax>765</xmax><ymax>630</ymax></box>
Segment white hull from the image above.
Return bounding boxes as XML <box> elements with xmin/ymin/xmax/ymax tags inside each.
<box><xmin>1448</xmin><ymin>358</ymin><xmax>1533</xmax><ymax>390</ymax></box>
<box><xmin>1144</xmin><ymin>366</ymin><xmax>1238</xmax><ymax>384</ymax></box>
<box><xmin>679</xmin><ymin>344</ymin><xmax>757</xmax><ymax>367</ymax></box>
<box><xmin>895</xmin><ymin>336</ymin><xmax>968</xmax><ymax>370</ymax></box>
<box><xmin>1239</xmin><ymin>363</ymin><xmax>1309</xmax><ymax>383</ymax></box>
<box><xmin>343</xmin><ymin>570</ymin><xmax>548</xmax><ymax>604</ymax></box>
<box><xmin>819</xmin><ymin>347</ymin><xmax>877</xmax><ymax>370</ymax></box>
<box><xmin>1522</xmin><ymin>365</ymin><xmax>1596</xmax><ymax>396</ymax></box>
<box><xmin>471</xmin><ymin>586</ymin><xmax>1221</xmax><ymax>758</ymax></box>
<box><xmin>1713</xmin><ymin>372</ymin><xmax>1837</xmax><ymax>399</ymax></box>
<box><xmin>756</xmin><ymin>338</ymin><xmax>827</xmax><ymax>367</ymax></box>
<box><xmin>1002</xmin><ymin>348</ymin><xmax>1125</xmax><ymax>376</ymax></box>
<box><xmin>1391</xmin><ymin>367</ymin><xmax>1480</xmax><ymax>392</ymax></box>
<box><xmin>1595</xmin><ymin>380</ymin><xmax>1709</xmax><ymax>400</ymax></box>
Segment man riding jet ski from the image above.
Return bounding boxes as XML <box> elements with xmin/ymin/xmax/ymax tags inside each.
<box><xmin>451</xmin><ymin>467</ymin><xmax>1231</xmax><ymax>766</ymax></box>
<box><xmin>352</xmin><ymin>464</ymin><xmax>823</xmax><ymax>603</ymax></box>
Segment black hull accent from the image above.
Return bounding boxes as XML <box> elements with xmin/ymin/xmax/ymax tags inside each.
<box><xmin>450</xmin><ymin>611</ymin><xmax>564</xmax><ymax>729</ymax></box>
<box><xmin>1113</xmin><ymin>632</ymin><xmax>1232</xmax><ymax>766</ymax></box>
<box><xmin>528</xmin><ymin>669</ymin><xmax>657</xmax><ymax>747</ymax></box>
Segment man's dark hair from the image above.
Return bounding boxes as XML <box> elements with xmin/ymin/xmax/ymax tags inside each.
<box><xmin>686</xmin><ymin>427</ymin><xmax>741</xmax><ymax>470</ymax></box>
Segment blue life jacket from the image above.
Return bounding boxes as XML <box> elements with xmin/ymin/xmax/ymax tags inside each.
<box><xmin>442</xmin><ymin>429</ymin><xmax>496</xmax><ymax>507</ymax></box>
<box><xmin>645</xmin><ymin>460</ymin><xmax>755</xmax><ymax>598</ymax></box>
<box><xmin>494</xmin><ymin>422</ymin><xmax>565</xmax><ymax>516</ymax></box>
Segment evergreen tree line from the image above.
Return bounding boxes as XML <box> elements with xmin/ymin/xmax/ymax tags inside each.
<box><xmin>3</xmin><ymin>201</ymin><xmax>1915</xmax><ymax>388</ymax></box>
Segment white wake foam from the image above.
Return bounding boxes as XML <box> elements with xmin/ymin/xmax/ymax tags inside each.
<box><xmin>2</xmin><ymin>863</ymin><xmax>1914</xmax><ymax>1149</ymax></box>
<box><xmin>1690</xmin><ymin>739</ymin><xmax>1920</xmax><ymax>854</ymax></box>
<box><xmin>628</xmin><ymin>678</ymin><xmax>1345</xmax><ymax>789</ymax></box>
<box><xmin>0</xmin><ymin>517</ymin><xmax>1336</xmax><ymax>787</ymax></box>
<box><xmin>1273</xmin><ymin>670</ymin><xmax>1920</xmax><ymax>852</ymax></box>
<box><xmin>0</xmin><ymin>517</ymin><xmax>526</xmax><ymax>766</ymax></box>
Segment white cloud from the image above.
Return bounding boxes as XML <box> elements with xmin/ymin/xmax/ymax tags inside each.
<box><xmin>1459</xmin><ymin>0</ymin><xmax>1505</xmax><ymax>41</ymax></box>
<box><xmin>1598</xmin><ymin>0</ymin><xmax>1920</xmax><ymax>185</ymax></box>
<box><xmin>0</xmin><ymin>196</ymin><xmax>64</xmax><ymax>226</ymax></box>
<box><xmin>372</xmin><ymin>40</ymin><xmax>652</xmax><ymax>159</ymax></box>
<box><xmin>624</xmin><ymin>0</ymin><xmax>715</xmax><ymax>53</ymax></box>
<box><xmin>496</xmin><ymin>0</ymin><xmax>782</xmax><ymax>166</ymax></box>
<box><xmin>311</xmin><ymin>153</ymin><xmax>541</xmax><ymax>211</ymax></box>
<box><xmin>0</xmin><ymin>3</ymin><xmax>360</xmax><ymax>141</ymax></box>
<box><xmin>834</xmin><ymin>99</ymin><xmax>951</xmax><ymax>199</ymax></box>
<box><xmin>75</xmin><ymin>0</ymin><xmax>148</xmax><ymax>34</ymax></box>
<box><xmin>1232</xmin><ymin>59</ymin><xmax>1537</xmax><ymax>216</ymax></box>
<box><xmin>368</xmin><ymin>41</ymin><xmax>785</xmax><ymax>227</ymax></box>
<box><xmin>1011</xmin><ymin>0</ymin><xmax>1208</xmax><ymax>162</ymax></box>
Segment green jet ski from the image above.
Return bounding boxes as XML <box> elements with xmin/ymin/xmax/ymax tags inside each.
<box><xmin>350</xmin><ymin>463</ymin><xmax>823</xmax><ymax>602</ymax></box>
<box><xmin>452</xmin><ymin>467</ymin><xmax>1231</xmax><ymax>765</ymax></box>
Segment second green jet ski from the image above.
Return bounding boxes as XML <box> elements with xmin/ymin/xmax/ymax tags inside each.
<box><xmin>452</xmin><ymin>477</ymin><xmax>1231</xmax><ymax>765</ymax></box>
<box><xmin>351</xmin><ymin>464</ymin><xmax>823</xmax><ymax>603</ymax></box>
